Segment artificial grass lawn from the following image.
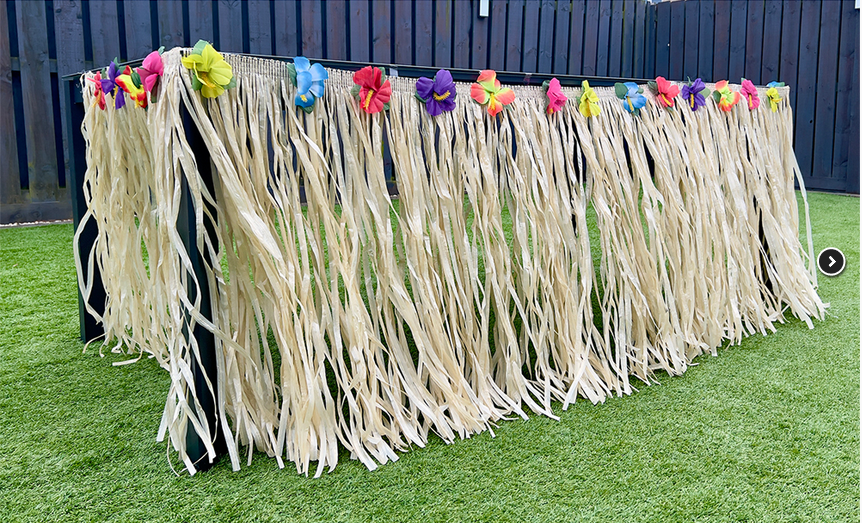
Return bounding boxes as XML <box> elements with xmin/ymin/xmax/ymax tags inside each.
<box><xmin>0</xmin><ymin>191</ymin><xmax>858</xmax><ymax>522</ymax></box>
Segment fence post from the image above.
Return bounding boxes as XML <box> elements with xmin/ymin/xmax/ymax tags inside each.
<box><xmin>65</xmin><ymin>79</ymin><xmax>106</xmax><ymax>343</ymax></box>
<box><xmin>178</xmin><ymin>100</ymin><xmax>224</xmax><ymax>471</ymax></box>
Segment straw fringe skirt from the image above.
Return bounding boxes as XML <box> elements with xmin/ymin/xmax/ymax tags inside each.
<box><xmin>74</xmin><ymin>50</ymin><xmax>825</xmax><ymax>475</ymax></box>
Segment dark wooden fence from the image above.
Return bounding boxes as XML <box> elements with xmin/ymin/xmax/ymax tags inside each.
<box><xmin>1</xmin><ymin>0</ymin><xmax>858</xmax><ymax>224</ymax></box>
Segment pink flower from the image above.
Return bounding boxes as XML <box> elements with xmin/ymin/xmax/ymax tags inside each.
<box><xmin>655</xmin><ymin>76</ymin><xmax>680</xmax><ymax>108</ymax></box>
<box><xmin>545</xmin><ymin>78</ymin><xmax>567</xmax><ymax>115</ymax></box>
<box><xmin>136</xmin><ymin>50</ymin><xmax>164</xmax><ymax>93</ymax></box>
<box><xmin>740</xmin><ymin>79</ymin><xmax>760</xmax><ymax>110</ymax></box>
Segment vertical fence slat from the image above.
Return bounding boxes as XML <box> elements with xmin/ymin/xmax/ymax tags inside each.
<box><xmin>1</xmin><ymin>0</ymin><xmax>21</xmax><ymax>204</ymax></box>
<box><xmin>521</xmin><ymin>0</ymin><xmax>539</xmax><ymax>72</ymax></box>
<box><xmin>53</xmin><ymin>0</ymin><xmax>85</xmax><ymax>200</ymax></box>
<box><xmin>728</xmin><ymin>0</ymin><xmax>747</xmax><ymax>81</ymax></box>
<box><xmin>779</xmin><ymin>1</ymin><xmax>800</xmax><ymax>122</ymax></box>
<box><xmin>16</xmin><ymin>0</ymin><xmax>58</xmax><ymax>201</ymax></box>
<box><xmin>645</xmin><ymin>0</ymin><xmax>655</xmax><ymax>77</ymax></box>
<box><xmin>371</xmin><ymin>0</ymin><xmax>390</xmax><ymax>63</ymax></box>
<box><xmin>582</xmin><ymin>0</ymin><xmax>599</xmax><ymax>75</ymax></box>
<box><xmin>188</xmin><ymin>0</ymin><xmax>214</xmax><ymax>44</ymax></box>
<box><xmin>325</xmin><ymin>0</ymin><xmax>347</xmax><ymax>60</ymax></box>
<box><xmin>452</xmin><ymin>0</ymin><xmax>471</xmax><ymax>68</ymax></box>
<box><xmin>621</xmin><ymin>0</ymin><xmax>634</xmax><ymax>77</ymax></box>
<box><xmin>811</xmin><ymin>0</ymin><xmax>840</xmax><ymax>180</ymax></box>
<box><xmin>553</xmin><ymin>0</ymin><xmax>570</xmax><ymax>75</ymax></box>
<box><xmin>667</xmin><ymin>0</ymin><xmax>685</xmax><ymax>79</ymax></box>
<box><xmin>568</xmin><ymin>0</ymin><xmax>584</xmax><ymax>75</ymax></box>
<box><xmin>505</xmin><ymin>0</ymin><xmax>522</xmax><ymax>71</ymax></box>
<box><xmin>743</xmin><ymin>0</ymin><xmax>764</xmax><ymax>84</ymax></box>
<box><xmin>713</xmin><ymin>1</ymin><xmax>730</xmax><ymax>80</ymax></box>
<box><xmin>88</xmin><ymin>0</ymin><xmax>121</xmax><ymax>66</ymax></box>
<box><xmin>157</xmin><ymin>0</ymin><xmax>185</xmax><ymax>50</ymax></box>
<box><xmin>595</xmin><ymin>0</ymin><xmax>610</xmax><ymax>76</ymax></box>
<box><xmin>537</xmin><ymin>0</ymin><xmax>554</xmax><ymax>74</ymax></box>
<box><xmin>832</xmin><ymin>0</ymin><xmax>858</xmax><ymax>187</ymax></box>
<box><xmin>849</xmin><ymin>49</ymin><xmax>860</xmax><ymax>194</ymax></box>
<box><xmin>217</xmin><ymin>0</ymin><xmax>243</xmax><ymax>52</ymax></box>
<box><xmin>760</xmin><ymin>0</ymin><xmax>782</xmax><ymax>83</ymax></box>
<box><xmin>654</xmin><ymin>1</ymin><xmax>670</xmax><ymax>77</ymax></box>
<box><xmin>472</xmin><ymin>0</ymin><xmax>489</xmax><ymax>70</ymax></box>
<box><xmin>302</xmin><ymin>0</ymin><xmax>323</xmax><ymax>58</ymax></box>
<box><xmin>394</xmin><ymin>0</ymin><xmax>412</xmax><ymax>64</ymax></box>
<box><xmin>633</xmin><ymin>0</ymin><xmax>645</xmax><ymax>78</ymax></box>
<box><xmin>348</xmin><ymin>0</ymin><xmax>368</xmax><ymax>62</ymax></box>
<box><xmin>414</xmin><ymin>0</ymin><xmax>433</xmax><ymax>66</ymax></box>
<box><xmin>247</xmin><ymin>0</ymin><xmax>273</xmax><ymax>55</ymax></box>
<box><xmin>488</xmin><ymin>0</ymin><xmax>507</xmax><ymax>71</ymax></box>
<box><xmin>697</xmin><ymin>0</ymin><xmax>714</xmax><ymax>81</ymax></box>
<box><xmin>794</xmin><ymin>0</ymin><xmax>821</xmax><ymax>181</ymax></box>
<box><xmin>668</xmin><ymin>0</ymin><xmax>684</xmax><ymax>80</ymax></box>
<box><xmin>435</xmin><ymin>0</ymin><xmax>451</xmax><ymax>67</ymax></box>
<box><xmin>682</xmin><ymin>0</ymin><xmax>698</xmax><ymax>80</ymax></box>
<box><xmin>124</xmin><ymin>0</ymin><xmax>154</xmax><ymax>59</ymax></box>
<box><xmin>608</xmin><ymin>0</ymin><xmax>623</xmax><ymax>77</ymax></box>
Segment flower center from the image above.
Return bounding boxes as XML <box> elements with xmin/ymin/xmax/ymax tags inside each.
<box><xmin>748</xmin><ymin>94</ymin><xmax>752</xmax><ymax>106</ymax></box>
<box><xmin>690</xmin><ymin>94</ymin><xmax>695</xmax><ymax>108</ymax></box>
<box><xmin>433</xmin><ymin>90</ymin><xmax>451</xmax><ymax>101</ymax></box>
<box><xmin>364</xmin><ymin>89</ymin><xmax>375</xmax><ymax>109</ymax></box>
<box><xmin>660</xmin><ymin>93</ymin><xmax>671</xmax><ymax>106</ymax></box>
<box><xmin>300</xmin><ymin>94</ymin><xmax>308</xmax><ymax>102</ymax></box>
<box><xmin>627</xmin><ymin>98</ymin><xmax>634</xmax><ymax>112</ymax></box>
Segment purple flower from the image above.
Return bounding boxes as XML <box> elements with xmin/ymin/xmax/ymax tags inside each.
<box><xmin>680</xmin><ymin>77</ymin><xmax>708</xmax><ymax>112</ymax></box>
<box><xmin>416</xmin><ymin>69</ymin><xmax>457</xmax><ymax>116</ymax></box>
<box><xmin>100</xmin><ymin>61</ymin><xmax>127</xmax><ymax>109</ymax></box>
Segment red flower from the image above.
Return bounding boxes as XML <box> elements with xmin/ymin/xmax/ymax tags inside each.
<box><xmin>655</xmin><ymin>76</ymin><xmax>680</xmax><ymax>108</ymax></box>
<box><xmin>353</xmin><ymin>66</ymin><xmax>391</xmax><ymax>114</ymax></box>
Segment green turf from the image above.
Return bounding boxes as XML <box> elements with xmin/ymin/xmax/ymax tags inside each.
<box><xmin>0</xmin><ymin>191</ymin><xmax>857</xmax><ymax>523</ymax></box>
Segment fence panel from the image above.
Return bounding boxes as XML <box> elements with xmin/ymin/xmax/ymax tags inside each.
<box><xmin>1</xmin><ymin>0</ymin><xmax>857</xmax><ymax>224</ymax></box>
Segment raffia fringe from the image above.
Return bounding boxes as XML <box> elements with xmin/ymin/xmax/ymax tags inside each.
<box><xmin>75</xmin><ymin>50</ymin><xmax>826</xmax><ymax>476</ymax></box>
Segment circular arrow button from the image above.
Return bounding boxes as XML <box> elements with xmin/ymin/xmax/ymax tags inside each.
<box><xmin>817</xmin><ymin>247</ymin><xmax>846</xmax><ymax>277</ymax></box>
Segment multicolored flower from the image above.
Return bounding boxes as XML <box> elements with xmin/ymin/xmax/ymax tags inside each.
<box><xmin>711</xmin><ymin>80</ymin><xmax>741</xmax><ymax>112</ymax></box>
<box><xmin>415</xmin><ymin>69</ymin><xmax>457</xmax><ymax>116</ymax></box>
<box><xmin>288</xmin><ymin>56</ymin><xmax>328</xmax><ymax>112</ymax></box>
<box><xmin>100</xmin><ymin>61</ymin><xmax>129</xmax><ymax>109</ymax></box>
<box><xmin>766</xmin><ymin>87</ymin><xmax>782</xmax><ymax>112</ymax></box>
<box><xmin>680</xmin><ymin>78</ymin><xmax>709</xmax><ymax>112</ymax></box>
<box><xmin>116</xmin><ymin>73</ymin><xmax>148</xmax><ymax>109</ymax></box>
<box><xmin>181</xmin><ymin>40</ymin><xmax>235</xmax><ymax>99</ymax></box>
<box><xmin>649</xmin><ymin>76</ymin><xmax>680</xmax><ymax>109</ymax></box>
<box><xmin>89</xmin><ymin>72</ymin><xmax>106</xmax><ymax>110</ymax></box>
<box><xmin>740</xmin><ymin>79</ymin><xmax>760</xmax><ymax>110</ymax></box>
<box><xmin>543</xmin><ymin>78</ymin><xmax>567</xmax><ymax>115</ymax></box>
<box><xmin>351</xmin><ymin>66</ymin><xmax>391</xmax><ymax>114</ymax></box>
<box><xmin>470</xmin><ymin>70</ymin><xmax>515</xmax><ymax>117</ymax></box>
<box><xmin>614</xmin><ymin>81</ymin><xmax>646</xmax><ymax>115</ymax></box>
<box><xmin>576</xmin><ymin>80</ymin><xmax>601</xmax><ymax>118</ymax></box>
<box><xmin>136</xmin><ymin>48</ymin><xmax>164</xmax><ymax>95</ymax></box>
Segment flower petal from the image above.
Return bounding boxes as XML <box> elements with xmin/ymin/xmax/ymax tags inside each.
<box><xmin>416</xmin><ymin>77</ymin><xmax>435</xmax><ymax>100</ymax></box>
<box><xmin>495</xmin><ymin>88</ymin><xmax>515</xmax><ymax>106</ymax></box>
<box><xmin>296</xmin><ymin>71</ymin><xmax>312</xmax><ymax>94</ymax></box>
<box><xmin>309</xmin><ymin>62</ymin><xmax>328</xmax><ymax>82</ymax></box>
<box><xmin>293</xmin><ymin>56</ymin><xmax>311</xmax><ymax>73</ymax></box>
<box><xmin>353</xmin><ymin>66</ymin><xmax>376</xmax><ymax>88</ymax></box>
<box><xmin>309</xmin><ymin>80</ymin><xmax>326</xmax><ymax>98</ymax></box>
<box><xmin>470</xmin><ymin>83</ymin><xmax>488</xmax><ymax>104</ymax></box>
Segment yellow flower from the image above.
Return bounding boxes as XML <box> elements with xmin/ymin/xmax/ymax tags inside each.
<box><xmin>578</xmin><ymin>80</ymin><xmax>601</xmax><ymax>118</ymax></box>
<box><xmin>766</xmin><ymin>87</ymin><xmax>782</xmax><ymax>113</ymax></box>
<box><xmin>182</xmin><ymin>42</ymin><xmax>234</xmax><ymax>99</ymax></box>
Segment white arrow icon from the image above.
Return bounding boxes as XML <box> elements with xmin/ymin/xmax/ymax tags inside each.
<box><xmin>829</xmin><ymin>256</ymin><xmax>836</xmax><ymax>267</ymax></box>
<box><xmin>818</xmin><ymin>248</ymin><xmax>845</xmax><ymax>277</ymax></box>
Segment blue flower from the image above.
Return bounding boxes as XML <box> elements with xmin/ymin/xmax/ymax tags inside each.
<box><xmin>293</xmin><ymin>56</ymin><xmax>328</xmax><ymax>110</ymax></box>
<box><xmin>617</xmin><ymin>82</ymin><xmax>646</xmax><ymax>114</ymax></box>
